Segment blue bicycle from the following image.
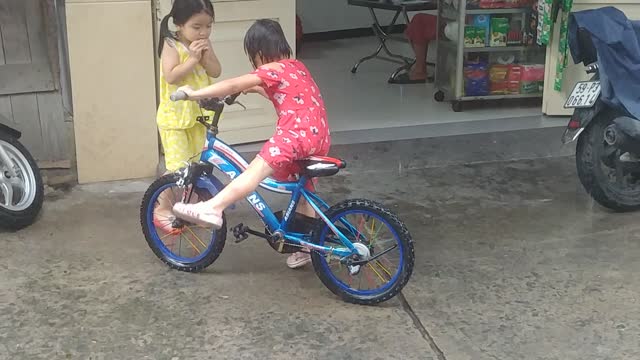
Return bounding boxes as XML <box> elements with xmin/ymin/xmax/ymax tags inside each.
<box><xmin>141</xmin><ymin>93</ymin><xmax>414</xmax><ymax>304</ymax></box>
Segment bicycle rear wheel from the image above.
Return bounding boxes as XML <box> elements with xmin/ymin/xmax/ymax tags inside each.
<box><xmin>311</xmin><ymin>199</ymin><xmax>414</xmax><ymax>305</ymax></box>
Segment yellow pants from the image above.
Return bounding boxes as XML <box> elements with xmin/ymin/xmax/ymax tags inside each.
<box><xmin>159</xmin><ymin>124</ymin><xmax>206</xmax><ymax>172</ymax></box>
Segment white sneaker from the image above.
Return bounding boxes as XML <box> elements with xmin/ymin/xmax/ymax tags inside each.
<box><xmin>286</xmin><ymin>251</ymin><xmax>311</xmax><ymax>269</ymax></box>
<box><xmin>172</xmin><ymin>202</ymin><xmax>223</xmax><ymax>229</ymax></box>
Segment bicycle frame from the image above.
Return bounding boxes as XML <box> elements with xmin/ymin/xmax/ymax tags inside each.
<box><xmin>195</xmin><ymin>130</ymin><xmax>357</xmax><ymax>258</ymax></box>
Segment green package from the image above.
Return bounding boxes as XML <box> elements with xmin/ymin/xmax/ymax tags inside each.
<box><xmin>464</xmin><ymin>26</ymin><xmax>476</xmax><ymax>47</ymax></box>
<box><xmin>521</xmin><ymin>81</ymin><xmax>543</xmax><ymax>94</ymax></box>
<box><xmin>537</xmin><ymin>0</ymin><xmax>553</xmax><ymax>46</ymax></box>
<box><xmin>475</xmin><ymin>27</ymin><xmax>487</xmax><ymax>47</ymax></box>
<box><xmin>490</xmin><ymin>18</ymin><xmax>509</xmax><ymax>47</ymax></box>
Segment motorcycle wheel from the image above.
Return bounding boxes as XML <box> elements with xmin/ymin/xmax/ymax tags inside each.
<box><xmin>0</xmin><ymin>131</ymin><xmax>44</xmax><ymax>230</ymax></box>
<box><xmin>576</xmin><ymin>111</ymin><xmax>640</xmax><ymax>211</ymax></box>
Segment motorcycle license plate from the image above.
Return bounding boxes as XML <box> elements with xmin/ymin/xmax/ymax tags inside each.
<box><xmin>564</xmin><ymin>81</ymin><xmax>601</xmax><ymax>108</ymax></box>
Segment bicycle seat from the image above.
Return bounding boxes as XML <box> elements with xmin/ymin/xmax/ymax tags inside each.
<box><xmin>296</xmin><ymin>156</ymin><xmax>347</xmax><ymax>178</ymax></box>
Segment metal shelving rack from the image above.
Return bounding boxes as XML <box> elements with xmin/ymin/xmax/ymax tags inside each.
<box><xmin>434</xmin><ymin>0</ymin><xmax>546</xmax><ymax>112</ymax></box>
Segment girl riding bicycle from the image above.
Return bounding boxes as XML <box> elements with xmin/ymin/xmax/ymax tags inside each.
<box><xmin>172</xmin><ymin>19</ymin><xmax>331</xmax><ymax>269</ymax></box>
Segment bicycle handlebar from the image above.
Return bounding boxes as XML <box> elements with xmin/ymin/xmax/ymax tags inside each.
<box><xmin>169</xmin><ymin>91</ymin><xmax>244</xmax><ymax>133</ymax></box>
<box><xmin>170</xmin><ymin>90</ymin><xmax>188</xmax><ymax>102</ymax></box>
<box><xmin>169</xmin><ymin>90</ymin><xmax>242</xmax><ymax>107</ymax></box>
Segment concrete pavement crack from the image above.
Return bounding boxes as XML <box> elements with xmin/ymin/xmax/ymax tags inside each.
<box><xmin>398</xmin><ymin>292</ymin><xmax>447</xmax><ymax>360</ymax></box>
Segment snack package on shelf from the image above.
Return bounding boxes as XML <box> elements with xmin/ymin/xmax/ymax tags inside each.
<box><xmin>490</xmin><ymin>18</ymin><xmax>509</xmax><ymax>47</ymax></box>
<box><xmin>507</xmin><ymin>19</ymin><xmax>523</xmax><ymax>45</ymax></box>
<box><xmin>479</xmin><ymin>0</ymin><xmax>506</xmax><ymax>9</ymax></box>
<box><xmin>489</xmin><ymin>64</ymin><xmax>509</xmax><ymax>95</ymax></box>
<box><xmin>520</xmin><ymin>64</ymin><xmax>545</xmax><ymax>94</ymax></box>
<box><xmin>465</xmin><ymin>26</ymin><xmax>488</xmax><ymax>48</ymax></box>
<box><xmin>464</xmin><ymin>61</ymin><xmax>490</xmax><ymax>97</ymax></box>
<box><xmin>473</xmin><ymin>15</ymin><xmax>491</xmax><ymax>46</ymax></box>
<box><xmin>477</xmin><ymin>0</ymin><xmax>535</xmax><ymax>9</ymax></box>
<box><xmin>504</xmin><ymin>0</ymin><xmax>534</xmax><ymax>7</ymax></box>
<box><xmin>464</xmin><ymin>26</ymin><xmax>476</xmax><ymax>47</ymax></box>
<box><xmin>489</xmin><ymin>63</ymin><xmax>525</xmax><ymax>95</ymax></box>
<box><xmin>506</xmin><ymin>64</ymin><xmax>522</xmax><ymax>94</ymax></box>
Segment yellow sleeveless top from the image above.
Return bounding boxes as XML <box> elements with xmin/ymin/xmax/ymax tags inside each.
<box><xmin>156</xmin><ymin>38</ymin><xmax>215</xmax><ymax>130</ymax></box>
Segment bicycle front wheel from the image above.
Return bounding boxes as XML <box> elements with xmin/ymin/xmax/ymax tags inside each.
<box><xmin>140</xmin><ymin>173</ymin><xmax>226</xmax><ymax>272</ymax></box>
<box><xmin>311</xmin><ymin>199</ymin><xmax>414</xmax><ymax>305</ymax></box>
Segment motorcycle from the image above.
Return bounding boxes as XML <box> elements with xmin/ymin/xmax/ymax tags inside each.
<box><xmin>562</xmin><ymin>8</ymin><xmax>640</xmax><ymax>212</ymax></box>
<box><xmin>0</xmin><ymin>122</ymin><xmax>44</xmax><ymax>229</ymax></box>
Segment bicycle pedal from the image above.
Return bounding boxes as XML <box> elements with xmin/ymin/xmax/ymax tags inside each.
<box><xmin>231</xmin><ymin>223</ymin><xmax>250</xmax><ymax>243</ymax></box>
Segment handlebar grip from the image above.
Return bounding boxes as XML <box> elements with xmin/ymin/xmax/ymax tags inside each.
<box><xmin>170</xmin><ymin>90</ymin><xmax>188</xmax><ymax>102</ymax></box>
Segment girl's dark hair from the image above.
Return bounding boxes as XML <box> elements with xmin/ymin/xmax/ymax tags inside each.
<box><xmin>158</xmin><ymin>0</ymin><xmax>215</xmax><ymax>57</ymax></box>
<box><xmin>244</xmin><ymin>19</ymin><xmax>292</xmax><ymax>68</ymax></box>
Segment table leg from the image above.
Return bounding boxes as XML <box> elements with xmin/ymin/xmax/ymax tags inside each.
<box><xmin>351</xmin><ymin>42</ymin><xmax>384</xmax><ymax>73</ymax></box>
<box><xmin>388</xmin><ymin>6</ymin><xmax>436</xmax><ymax>83</ymax></box>
<box><xmin>351</xmin><ymin>8</ymin><xmax>413</xmax><ymax>74</ymax></box>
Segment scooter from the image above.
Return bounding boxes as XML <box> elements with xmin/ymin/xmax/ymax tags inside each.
<box><xmin>562</xmin><ymin>10</ymin><xmax>640</xmax><ymax>212</ymax></box>
<box><xmin>0</xmin><ymin>122</ymin><xmax>44</xmax><ymax>229</ymax></box>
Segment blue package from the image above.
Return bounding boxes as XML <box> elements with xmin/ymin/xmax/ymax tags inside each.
<box><xmin>464</xmin><ymin>60</ymin><xmax>489</xmax><ymax>96</ymax></box>
<box><xmin>473</xmin><ymin>15</ymin><xmax>491</xmax><ymax>46</ymax></box>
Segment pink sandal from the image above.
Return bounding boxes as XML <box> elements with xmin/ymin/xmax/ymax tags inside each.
<box><xmin>172</xmin><ymin>202</ymin><xmax>223</xmax><ymax>229</ymax></box>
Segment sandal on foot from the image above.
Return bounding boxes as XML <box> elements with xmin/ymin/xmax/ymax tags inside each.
<box><xmin>172</xmin><ymin>202</ymin><xmax>223</xmax><ymax>229</ymax></box>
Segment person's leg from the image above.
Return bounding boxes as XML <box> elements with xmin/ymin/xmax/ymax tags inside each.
<box><xmin>285</xmin><ymin>182</ymin><xmax>317</xmax><ymax>269</ymax></box>
<box><xmin>155</xmin><ymin>129</ymin><xmax>190</xmax><ymax>232</ymax></box>
<box><xmin>410</xmin><ymin>41</ymin><xmax>428</xmax><ymax>81</ymax></box>
<box><xmin>173</xmin><ymin>156</ymin><xmax>274</xmax><ymax>227</ymax></box>
<box><xmin>296</xmin><ymin>195</ymin><xmax>315</xmax><ymax>217</ymax></box>
<box><xmin>186</xmin><ymin>123</ymin><xmax>207</xmax><ymax>163</ymax></box>
<box><xmin>404</xmin><ymin>14</ymin><xmax>437</xmax><ymax>81</ymax></box>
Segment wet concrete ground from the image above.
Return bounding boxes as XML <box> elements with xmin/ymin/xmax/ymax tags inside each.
<box><xmin>2</xmin><ymin>134</ymin><xmax>640</xmax><ymax>359</ymax></box>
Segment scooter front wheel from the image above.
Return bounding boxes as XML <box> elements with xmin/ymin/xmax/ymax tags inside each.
<box><xmin>0</xmin><ymin>131</ymin><xmax>44</xmax><ymax>230</ymax></box>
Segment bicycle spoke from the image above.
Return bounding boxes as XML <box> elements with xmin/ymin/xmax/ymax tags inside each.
<box><xmin>185</xmin><ymin>226</ymin><xmax>208</xmax><ymax>249</ymax></box>
<box><xmin>317</xmin><ymin>207</ymin><xmax>406</xmax><ymax>297</ymax></box>
<box><xmin>180</xmin><ymin>233</ymin><xmax>201</xmax><ymax>255</ymax></box>
<box><xmin>374</xmin><ymin>260</ymin><xmax>393</xmax><ymax>278</ymax></box>
<box><xmin>367</xmin><ymin>263</ymin><xmax>387</xmax><ymax>283</ymax></box>
<box><xmin>160</xmin><ymin>231</ymin><xmax>177</xmax><ymax>241</ymax></box>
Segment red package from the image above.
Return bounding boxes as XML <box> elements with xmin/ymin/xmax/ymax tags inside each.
<box><xmin>491</xmin><ymin>81</ymin><xmax>509</xmax><ymax>95</ymax></box>
<box><xmin>507</xmin><ymin>65</ymin><xmax>522</xmax><ymax>81</ymax></box>
<box><xmin>479</xmin><ymin>0</ymin><xmax>505</xmax><ymax>9</ymax></box>
<box><xmin>521</xmin><ymin>64</ymin><xmax>545</xmax><ymax>81</ymax></box>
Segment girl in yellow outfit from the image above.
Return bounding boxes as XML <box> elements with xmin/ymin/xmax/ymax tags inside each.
<box><xmin>157</xmin><ymin>0</ymin><xmax>221</xmax><ymax>172</ymax></box>
<box><xmin>155</xmin><ymin>0</ymin><xmax>221</xmax><ymax>232</ymax></box>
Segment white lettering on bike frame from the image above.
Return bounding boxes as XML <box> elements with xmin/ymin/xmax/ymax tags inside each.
<box><xmin>248</xmin><ymin>193</ymin><xmax>266</xmax><ymax>211</ymax></box>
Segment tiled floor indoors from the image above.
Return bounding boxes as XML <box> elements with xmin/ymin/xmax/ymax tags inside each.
<box><xmin>232</xmin><ymin>36</ymin><xmax>568</xmax><ymax>153</ymax></box>
<box><xmin>298</xmin><ymin>36</ymin><xmax>566</xmax><ymax>141</ymax></box>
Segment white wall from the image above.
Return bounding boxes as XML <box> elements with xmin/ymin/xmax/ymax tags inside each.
<box><xmin>297</xmin><ymin>0</ymin><xmax>404</xmax><ymax>33</ymax></box>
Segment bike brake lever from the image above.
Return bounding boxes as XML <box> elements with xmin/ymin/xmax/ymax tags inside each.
<box><xmin>234</xmin><ymin>101</ymin><xmax>247</xmax><ymax>110</ymax></box>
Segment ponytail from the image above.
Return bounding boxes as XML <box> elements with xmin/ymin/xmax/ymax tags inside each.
<box><xmin>158</xmin><ymin>13</ymin><xmax>173</xmax><ymax>57</ymax></box>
